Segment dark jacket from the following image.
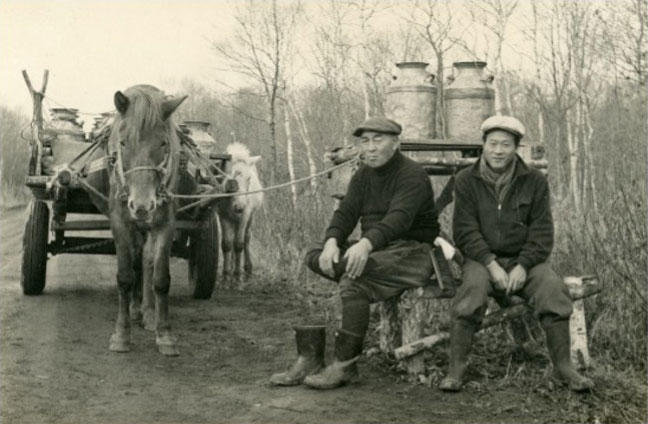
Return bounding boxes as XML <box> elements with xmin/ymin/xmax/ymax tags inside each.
<box><xmin>325</xmin><ymin>151</ymin><xmax>440</xmax><ymax>250</ymax></box>
<box><xmin>452</xmin><ymin>156</ymin><xmax>553</xmax><ymax>271</ymax></box>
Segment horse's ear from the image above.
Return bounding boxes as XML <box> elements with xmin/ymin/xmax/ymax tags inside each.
<box><xmin>248</xmin><ymin>156</ymin><xmax>261</xmax><ymax>166</ymax></box>
<box><xmin>162</xmin><ymin>95</ymin><xmax>188</xmax><ymax>120</ymax></box>
<box><xmin>114</xmin><ymin>91</ymin><xmax>129</xmax><ymax>114</ymax></box>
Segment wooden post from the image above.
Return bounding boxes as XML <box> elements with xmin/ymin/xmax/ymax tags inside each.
<box><xmin>564</xmin><ymin>276</ymin><xmax>591</xmax><ymax>369</ymax></box>
<box><xmin>22</xmin><ymin>70</ymin><xmax>49</xmax><ymax>176</ymax></box>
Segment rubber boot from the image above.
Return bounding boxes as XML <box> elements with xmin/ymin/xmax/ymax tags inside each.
<box><xmin>543</xmin><ymin>319</ymin><xmax>594</xmax><ymax>392</ymax></box>
<box><xmin>269</xmin><ymin>325</ymin><xmax>326</xmax><ymax>386</ymax></box>
<box><xmin>439</xmin><ymin>319</ymin><xmax>476</xmax><ymax>392</ymax></box>
<box><xmin>303</xmin><ymin>329</ymin><xmax>362</xmax><ymax>390</ymax></box>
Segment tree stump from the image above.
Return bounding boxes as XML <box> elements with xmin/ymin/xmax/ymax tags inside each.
<box><xmin>378</xmin><ymin>297</ymin><xmax>400</xmax><ymax>353</ymax></box>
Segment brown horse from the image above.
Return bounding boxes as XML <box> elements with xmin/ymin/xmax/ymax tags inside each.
<box><xmin>104</xmin><ymin>85</ymin><xmax>187</xmax><ymax>356</ymax></box>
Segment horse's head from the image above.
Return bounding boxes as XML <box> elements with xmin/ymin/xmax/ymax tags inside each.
<box><xmin>230</xmin><ymin>155</ymin><xmax>261</xmax><ymax>213</ymax></box>
<box><xmin>112</xmin><ymin>85</ymin><xmax>187</xmax><ymax>221</ymax></box>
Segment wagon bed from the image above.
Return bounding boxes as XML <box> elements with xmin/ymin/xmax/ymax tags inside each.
<box><xmin>20</xmin><ymin>70</ymin><xmax>230</xmax><ymax>300</ymax></box>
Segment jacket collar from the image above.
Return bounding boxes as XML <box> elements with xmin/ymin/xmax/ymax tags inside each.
<box><xmin>469</xmin><ymin>154</ymin><xmax>530</xmax><ymax>179</ymax></box>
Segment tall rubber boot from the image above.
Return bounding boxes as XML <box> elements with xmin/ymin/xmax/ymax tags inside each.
<box><xmin>439</xmin><ymin>319</ymin><xmax>476</xmax><ymax>392</ymax></box>
<box><xmin>543</xmin><ymin>319</ymin><xmax>594</xmax><ymax>392</ymax></box>
<box><xmin>303</xmin><ymin>329</ymin><xmax>362</xmax><ymax>390</ymax></box>
<box><xmin>270</xmin><ymin>325</ymin><xmax>326</xmax><ymax>386</ymax></box>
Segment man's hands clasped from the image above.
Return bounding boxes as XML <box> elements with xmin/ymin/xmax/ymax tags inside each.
<box><xmin>486</xmin><ymin>260</ymin><xmax>527</xmax><ymax>295</ymax></box>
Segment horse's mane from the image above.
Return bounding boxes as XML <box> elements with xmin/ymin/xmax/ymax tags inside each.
<box><xmin>108</xmin><ymin>85</ymin><xmax>180</xmax><ymax>154</ymax></box>
<box><xmin>107</xmin><ymin>84</ymin><xmax>182</xmax><ymax>188</ymax></box>
<box><xmin>120</xmin><ymin>85</ymin><xmax>165</xmax><ymax>145</ymax></box>
<box><xmin>226</xmin><ymin>142</ymin><xmax>252</xmax><ymax>164</ymax></box>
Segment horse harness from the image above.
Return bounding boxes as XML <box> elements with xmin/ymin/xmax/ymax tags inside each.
<box><xmin>111</xmin><ymin>134</ymin><xmax>174</xmax><ymax>205</ymax></box>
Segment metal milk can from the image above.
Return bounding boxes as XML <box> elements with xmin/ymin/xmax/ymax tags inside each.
<box><xmin>444</xmin><ymin>61</ymin><xmax>495</xmax><ymax>142</ymax></box>
<box><xmin>385</xmin><ymin>62</ymin><xmax>437</xmax><ymax>140</ymax></box>
<box><xmin>183</xmin><ymin>120</ymin><xmax>217</xmax><ymax>153</ymax></box>
<box><xmin>49</xmin><ymin>108</ymin><xmax>88</xmax><ymax>166</ymax></box>
<box><xmin>50</xmin><ymin>108</ymin><xmax>85</xmax><ymax>143</ymax></box>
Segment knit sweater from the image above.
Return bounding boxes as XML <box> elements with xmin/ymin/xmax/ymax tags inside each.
<box><xmin>324</xmin><ymin>151</ymin><xmax>440</xmax><ymax>250</ymax></box>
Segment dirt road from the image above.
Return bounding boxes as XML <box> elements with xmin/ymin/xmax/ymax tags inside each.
<box><xmin>1</xmin><ymin>205</ymin><xmax>578</xmax><ymax>424</ymax></box>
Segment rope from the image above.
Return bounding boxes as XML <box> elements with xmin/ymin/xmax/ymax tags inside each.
<box><xmin>174</xmin><ymin>158</ymin><xmax>358</xmax><ymax>214</ymax></box>
<box><xmin>44</xmin><ymin>94</ymin><xmax>114</xmax><ymax>116</ymax></box>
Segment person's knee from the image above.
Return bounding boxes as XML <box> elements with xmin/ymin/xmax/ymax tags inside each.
<box><xmin>304</xmin><ymin>248</ymin><xmax>322</xmax><ymax>273</ymax></box>
<box><xmin>452</xmin><ymin>295</ymin><xmax>488</xmax><ymax>326</ymax></box>
<box><xmin>532</xmin><ymin>274</ymin><xmax>573</xmax><ymax>321</ymax></box>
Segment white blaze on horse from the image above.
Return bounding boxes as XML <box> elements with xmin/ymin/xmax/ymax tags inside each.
<box><xmin>217</xmin><ymin>142</ymin><xmax>264</xmax><ymax>286</ymax></box>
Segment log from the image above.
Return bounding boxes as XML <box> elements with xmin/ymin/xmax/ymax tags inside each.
<box><xmin>565</xmin><ymin>276</ymin><xmax>591</xmax><ymax>369</ymax></box>
<box><xmin>393</xmin><ymin>276</ymin><xmax>601</xmax><ymax>360</ymax></box>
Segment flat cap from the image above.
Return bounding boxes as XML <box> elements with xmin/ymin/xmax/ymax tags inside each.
<box><xmin>353</xmin><ymin>117</ymin><xmax>402</xmax><ymax>137</ymax></box>
<box><xmin>480</xmin><ymin>115</ymin><xmax>525</xmax><ymax>139</ymax></box>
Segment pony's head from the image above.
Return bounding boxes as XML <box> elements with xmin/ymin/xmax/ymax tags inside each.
<box><xmin>226</xmin><ymin>142</ymin><xmax>262</xmax><ymax>213</ymax></box>
<box><xmin>111</xmin><ymin>85</ymin><xmax>186</xmax><ymax>221</ymax></box>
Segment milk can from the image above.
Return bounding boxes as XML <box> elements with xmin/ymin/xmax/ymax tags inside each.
<box><xmin>385</xmin><ymin>62</ymin><xmax>436</xmax><ymax>140</ymax></box>
<box><xmin>183</xmin><ymin>120</ymin><xmax>216</xmax><ymax>152</ymax></box>
<box><xmin>444</xmin><ymin>61</ymin><xmax>494</xmax><ymax>142</ymax></box>
<box><xmin>50</xmin><ymin>108</ymin><xmax>85</xmax><ymax>143</ymax></box>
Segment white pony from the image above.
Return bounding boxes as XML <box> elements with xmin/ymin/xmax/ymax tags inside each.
<box><xmin>218</xmin><ymin>142</ymin><xmax>264</xmax><ymax>286</ymax></box>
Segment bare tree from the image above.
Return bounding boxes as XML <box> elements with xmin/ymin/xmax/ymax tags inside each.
<box><xmin>401</xmin><ymin>0</ymin><xmax>473</xmax><ymax>138</ymax></box>
<box><xmin>471</xmin><ymin>0</ymin><xmax>520</xmax><ymax>115</ymax></box>
<box><xmin>211</xmin><ymin>0</ymin><xmax>301</xmax><ymax>184</ymax></box>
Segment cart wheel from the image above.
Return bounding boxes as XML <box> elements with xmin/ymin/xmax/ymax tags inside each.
<box><xmin>188</xmin><ymin>210</ymin><xmax>219</xmax><ymax>299</ymax></box>
<box><xmin>21</xmin><ymin>200</ymin><xmax>50</xmax><ymax>295</ymax></box>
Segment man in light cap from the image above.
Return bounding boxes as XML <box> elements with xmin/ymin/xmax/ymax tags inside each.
<box><xmin>270</xmin><ymin>116</ymin><xmax>441</xmax><ymax>389</ymax></box>
<box><xmin>439</xmin><ymin>115</ymin><xmax>594</xmax><ymax>392</ymax></box>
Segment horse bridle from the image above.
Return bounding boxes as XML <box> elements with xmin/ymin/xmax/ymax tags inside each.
<box><xmin>112</xmin><ymin>137</ymin><xmax>174</xmax><ymax>204</ymax></box>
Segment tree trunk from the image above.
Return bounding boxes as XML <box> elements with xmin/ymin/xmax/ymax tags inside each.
<box><xmin>288</xmin><ymin>97</ymin><xmax>318</xmax><ymax>192</ymax></box>
<box><xmin>282</xmin><ymin>105</ymin><xmax>297</xmax><ymax>207</ymax></box>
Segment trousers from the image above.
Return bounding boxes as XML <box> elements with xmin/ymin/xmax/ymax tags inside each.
<box><xmin>305</xmin><ymin>239</ymin><xmax>433</xmax><ymax>303</ymax></box>
<box><xmin>452</xmin><ymin>258</ymin><xmax>573</xmax><ymax>326</ymax></box>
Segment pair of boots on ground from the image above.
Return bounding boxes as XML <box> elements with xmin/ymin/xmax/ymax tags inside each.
<box><xmin>439</xmin><ymin>317</ymin><xmax>595</xmax><ymax>392</ymax></box>
<box><xmin>270</xmin><ymin>326</ymin><xmax>362</xmax><ymax>389</ymax></box>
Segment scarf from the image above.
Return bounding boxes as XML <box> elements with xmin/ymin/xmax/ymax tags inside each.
<box><xmin>479</xmin><ymin>155</ymin><xmax>517</xmax><ymax>204</ymax></box>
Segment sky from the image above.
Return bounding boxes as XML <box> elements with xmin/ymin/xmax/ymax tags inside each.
<box><xmin>0</xmin><ymin>0</ymin><xmax>239</xmax><ymax>117</ymax></box>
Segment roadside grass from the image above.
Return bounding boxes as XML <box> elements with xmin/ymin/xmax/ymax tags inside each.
<box><xmin>3</xmin><ymin>154</ymin><xmax>646</xmax><ymax>424</ymax></box>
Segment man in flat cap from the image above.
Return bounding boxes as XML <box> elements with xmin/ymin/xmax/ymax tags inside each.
<box><xmin>440</xmin><ymin>115</ymin><xmax>594</xmax><ymax>392</ymax></box>
<box><xmin>270</xmin><ymin>117</ymin><xmax>441</xmax><ymax>389</ymax></box>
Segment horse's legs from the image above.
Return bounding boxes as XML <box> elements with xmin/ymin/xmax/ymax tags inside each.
<box><xmin>141</xmin><ymin>234</ymin><xmax>156</xmax><ymax>331</ymax></box>
<box><xmin>221</xmin><ymin>218</ymin><xmax>235</xmax><ymax>289</ymax></box>
<box><xmin>243</xmin><ymin>214</ymin><xmax>254</xmax><ymax>278</ymax></box>
<box><xmin>233</xmin><ymin>212</ymin><xmax>249</xmax><ymax>287</ymax></box>
<box><xmin>130</xmin><ymin>238</ymin><xmax>143</xmax><ymax>322</ymax></box>
<box><xmin>109</xmin><ymin>218</ymin><xmax>135</xmax><ymax>353</ymax></box>
<box><xmin>150</xmin><ymin>226</ymin><xmax>179</xmax><ymax>356</ymax></box>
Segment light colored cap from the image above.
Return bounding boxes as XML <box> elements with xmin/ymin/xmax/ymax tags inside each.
<box><xmin>480</xmin><ymin>115</ymin><xmax>525</xmax><ymax>139</ymax></box>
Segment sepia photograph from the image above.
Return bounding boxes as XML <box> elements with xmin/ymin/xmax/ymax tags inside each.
<box><xmin>0</xmin><ymin>0</ymin><xmax>646</xmax><ymax>423</ymax></box>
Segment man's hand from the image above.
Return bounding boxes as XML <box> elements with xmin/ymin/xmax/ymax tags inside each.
<box><xmin>343</xmin><ymin>238</ymin><xmax>373</xmax><ymax>279</ymax></box>
<box><xmin>507</xmin><ymin>264</ymin><xmax>527</xmax><ymax>295</ymax></box>
<box><xmin>319</xmin><ymin>238</ymin><xmax>340</xmax><ymax>278</ymax></box>
<box><xmin>486</xmin><ymin>260</ymin><xmax>509</xmax><ymax>291</ymax></box>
